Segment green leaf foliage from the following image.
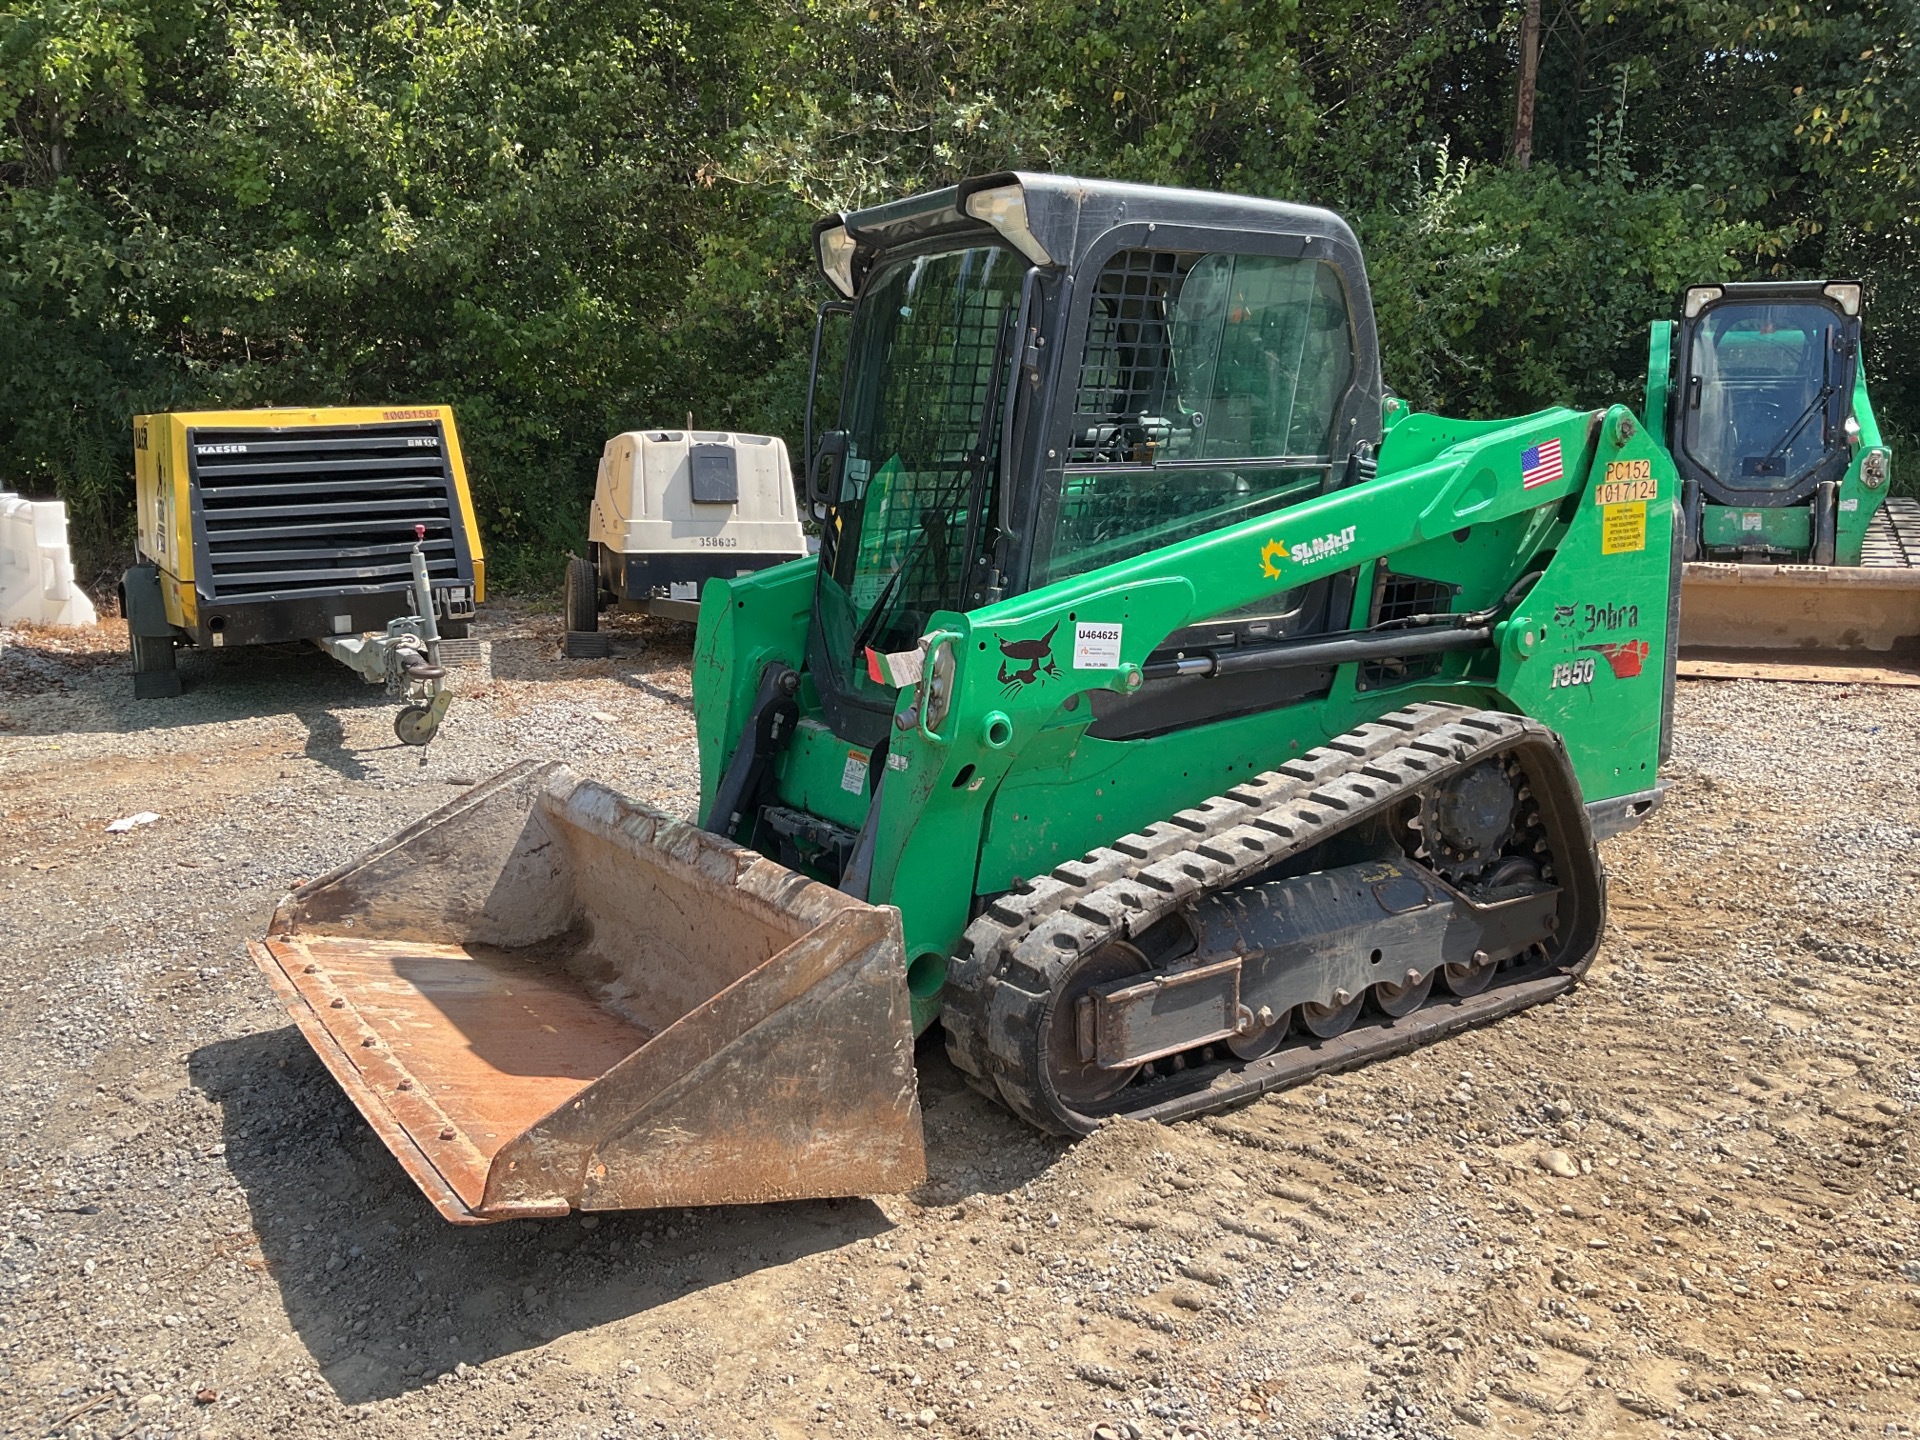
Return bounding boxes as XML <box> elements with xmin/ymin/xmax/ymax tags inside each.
<box><xmin>3</xmin><ymin>0</ymin><xmax>1917</xmax><ymax>572</ymax></box>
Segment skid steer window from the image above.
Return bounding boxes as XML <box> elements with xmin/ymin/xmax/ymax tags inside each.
<box><xmin>816</xmin><ymin>245</ymin><xmax>1024</xmax><ymax>701</ymax></box>
<box><xmin>1682</xmin><ymin>302</ymin><xmax>1849</xmax><ymax>493</ymax></box>
<box><xmin>1043</xmin><ymin>250</ymin><xmax>1353</xmax><ymax>584</ymax></box>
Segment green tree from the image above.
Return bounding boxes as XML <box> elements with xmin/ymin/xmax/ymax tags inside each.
<box><xmin>4</xmin><ymin>0</ymin><xmax>1918</xmax><ymax>567</ymax></box>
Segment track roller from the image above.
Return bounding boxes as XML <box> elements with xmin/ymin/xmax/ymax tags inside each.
<box><xmin>944</xmin><ymin>703</ymin><xmax>1605</xmax><ymax>1136</ymax></box>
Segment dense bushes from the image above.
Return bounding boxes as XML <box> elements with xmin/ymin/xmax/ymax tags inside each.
<box><xmin>3</xmin><ymin>0</ymin><xmax>1915</xmax><ymax>581</ymax></box>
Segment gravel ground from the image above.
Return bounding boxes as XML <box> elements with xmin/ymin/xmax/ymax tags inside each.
<box><xmin>2</xmin><ymin>609</ymin><xmax>1917</xmax><ymax>1440</ymax></box>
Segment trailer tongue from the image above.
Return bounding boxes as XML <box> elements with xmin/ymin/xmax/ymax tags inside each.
<box><xmin>250</xmin><ymin>760</ymin><xmax>923</xmax><ymax>1222</ymax></box>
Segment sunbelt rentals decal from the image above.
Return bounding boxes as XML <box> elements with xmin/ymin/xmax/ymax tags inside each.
<box><xmin>1260</xmin><ymin>525</ymin><xmax>1357</xmax><ymax>579</ymax></box>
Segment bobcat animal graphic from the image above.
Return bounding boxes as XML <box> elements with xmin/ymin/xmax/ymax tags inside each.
<box><xmin>998</xmin><ymin>622</ymin><xmax>1061</xmax><ymax>694</ymax></box>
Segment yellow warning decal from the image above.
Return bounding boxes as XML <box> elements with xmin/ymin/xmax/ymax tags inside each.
<box><xmin>1601</xmin><ymin>502</ymin><xmax>1648</xmax><ymax>555</ymax></box>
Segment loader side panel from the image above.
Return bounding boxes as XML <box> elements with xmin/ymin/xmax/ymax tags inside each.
<box><xmin>693</xmin><ymin>557</ymin><xmax>819</xmax><ymax>825</ymax></box>
<box><xmin>1493</xmin><ymin>415</ymin><xmax>1677</xmax><ymax>803</ymax></box>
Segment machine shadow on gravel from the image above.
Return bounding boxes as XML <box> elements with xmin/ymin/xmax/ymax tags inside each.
<box><xmin>489</xmin><ymin>634</ymin><xmax>697</xmax><ymax>711</ymax></box>
<box><xmin>613</xmin><ymin>671</ymin><xmax>697</xmax><ymax>711</ymax></box>
<box><xmin>298</xmin><ymin>707</ymin><xmax>374</xmax><ymax>780</ymax></box>
<box><xmin>188</xmin><ymin>1028</ymin><xmax>1050</xmax><ymax>1405</ymax></box>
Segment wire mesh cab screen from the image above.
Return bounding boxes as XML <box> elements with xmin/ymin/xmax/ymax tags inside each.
<box><xmin>817</xmin><ymin>245</ymin><xmax>1025</xmax><ymax>704</ymax></box>
<box><xmin>1043</xmin><ymin>248</ymin><xmax>1355</xmax><ymax>586</ymax></box>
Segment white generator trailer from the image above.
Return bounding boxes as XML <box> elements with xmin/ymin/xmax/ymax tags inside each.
<box><xmin>566</xmin><ymin>430</ymin><xmax>808</xmax><ymax>655</ymax></box>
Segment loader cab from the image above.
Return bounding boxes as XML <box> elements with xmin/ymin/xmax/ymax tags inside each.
<box><xmin>803</xmin><ymin>173</ymin><xmax>1385</xmax><ymax>748</ymax></box>
<box><xmin>1669</xmin><ymin>281</ymin><xmax>1862</xmax><ymax>560</ymax></box>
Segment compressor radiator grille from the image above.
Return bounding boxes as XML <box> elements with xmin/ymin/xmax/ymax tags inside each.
<box><xmin>186</xmin><ymin>420</ymin><xmax>473</xmax><ymax>601</ymax></box>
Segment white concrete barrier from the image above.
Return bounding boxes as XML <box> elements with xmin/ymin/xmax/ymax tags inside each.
<box><xmin>0</xmin><ymin>492</ymin><xmax>99</xmax><ymax>627</ymax></box>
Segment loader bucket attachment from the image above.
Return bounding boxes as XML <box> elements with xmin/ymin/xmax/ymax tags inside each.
<box><xmin>249</xmin><ymin>760</ymin><xmax>925</xmax><ymax>1223</ymax></box>
<box><xmin>1679</xmin><ymin>561</ymin><xmax>1920</xmax><ymax>683</ymax></box>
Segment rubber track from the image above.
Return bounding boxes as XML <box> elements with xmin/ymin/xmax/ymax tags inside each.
<box><xmin>943</xmin><ymin>703</ymin><xmax>1570</xmax><ymax>1132</ymax></box>
<box><xmin>1862</xmin><ymin>496</ymin><xmax>1920</xmax><ymax>569</ymax></box>
<box><xmin>940</xmin><ymin>701</ymin><xmax>1481</xmax><ymax>1092</ymax></box>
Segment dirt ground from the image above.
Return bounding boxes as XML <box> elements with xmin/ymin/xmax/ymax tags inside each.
<box><xmin>2</xmin><ymin>609</ymin><xmax>1916</xmax><ymax>1440</ymax></box>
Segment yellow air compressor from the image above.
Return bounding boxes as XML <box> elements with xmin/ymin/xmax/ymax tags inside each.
<box><xmin>123</xmin><ymin>406</ymin><xmax>485</xmax><ymax>743</ymax></box>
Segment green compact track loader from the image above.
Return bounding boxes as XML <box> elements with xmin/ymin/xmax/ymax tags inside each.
<box><xmin>254</xmin><ymin>174</ymin><xmax>1680</xmax><ymax>1222</ymax></box>
<box><xmin>1649</xmin><ymin>281</ymin><xmax>1919</xmax><ymax>679</ymax></box>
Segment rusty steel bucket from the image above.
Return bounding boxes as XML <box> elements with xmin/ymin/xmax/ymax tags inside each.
<box><xmin>249</xmin><ymin>760</ymin><xmax>925</xmax><ymax>1223</ymax></box>
<box><xmin>1678</xmin><ymin>561</ymin><xmax>1920</xmax><ymax>684</ymax></box>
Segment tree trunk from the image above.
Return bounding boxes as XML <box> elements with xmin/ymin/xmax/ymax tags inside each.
<box><xmin>1512</xmin><ymin>0</ymin><xmax>1541</xmax><ymax>170</ymax></box>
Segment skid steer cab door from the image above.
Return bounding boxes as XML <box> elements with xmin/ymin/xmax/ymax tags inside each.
<box><xmin>1015</xmin><ymin>226</ymin><xmax>1382</xmax><ymax>741</ymax></box>
<box><xmin>789</xmin><ymin>177</ymin><xmax>1385</xmax><ymax>770</ymax></box>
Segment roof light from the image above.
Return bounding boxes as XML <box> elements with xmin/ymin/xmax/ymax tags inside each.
<box><xmin>962</xmin><ymin>183</ymin><xmax>1052</xmax><ymax>266</ymax></box>
<box><xmin>817</xmin><ymin>224</ymin><xmax>857</xmax><ymax>298</ymax></box>
<box><xmin>1823</xmin><ymin>281</ymin><xmax>1862</xmax><ymax>315</ymax></box>
<box><xmin>1683</xmin><ymin>285</ymin><xmax>1724</xmax><ymax>319</ymax></box>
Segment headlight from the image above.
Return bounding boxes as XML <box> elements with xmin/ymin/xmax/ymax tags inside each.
<box><xmin>962</xmin><ymin>183</ymin><xmax>1053</xmax><ymax>266</ymax></box>
<box><xmin>1683</xmin><ymin>285</ymin><xmax>1724</xmax><ymax>319</ymax></box>
<box><xmin>817</xmin><ymin>224</ymin><xmax>858</xmax><ymax>298</ymax></box>
<box><xmin>1823</xmin><ymin>281</ymin><xmax>1862</xmax><ymax>315</ymax></box>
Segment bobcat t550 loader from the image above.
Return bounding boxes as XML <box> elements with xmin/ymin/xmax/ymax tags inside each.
<box><xmin>1649</xmin><ymin>281</ymin><xmax>1918</xmax><ymax>680</ymax></box>
<box><xmin>253</xmin><ymin>175</ymin><xmax>1678</xmax><ymax>1222</ymax></box>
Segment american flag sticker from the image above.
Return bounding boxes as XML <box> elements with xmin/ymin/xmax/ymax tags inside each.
<box><xmin>1521</xmin><ymin>438</ymin><xmax>1563</xmax><ymax>489</ymax></box>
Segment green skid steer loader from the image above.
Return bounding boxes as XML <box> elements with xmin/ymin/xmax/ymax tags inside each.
<box><xmin>1649</xmin><ymin>280</ymin><xmax>1919</xmax><ymax>681</ymax></box>
<box><xmin>253</xmin><ymin>174</ymin><xmax>1679</xmax><ymax>1222</ymax></box>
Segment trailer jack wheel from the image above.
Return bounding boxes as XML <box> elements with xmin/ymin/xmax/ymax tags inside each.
<box><xmin>394</xmin><ymin>704</ymin><xmax>439</xmax><ymax>746</ymax></box>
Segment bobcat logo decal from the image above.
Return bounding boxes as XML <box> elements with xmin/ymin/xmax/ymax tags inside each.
<box><xmin>998</xmin><ymin>622</ymin><xmax>1061</xmax><ymax>695</ymax></box>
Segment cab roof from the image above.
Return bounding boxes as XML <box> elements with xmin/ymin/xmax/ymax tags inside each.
<box><xmin>815</xmin><ymin>172</ymin><xmax>1365</xmax><ymax>298</ymax></box>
